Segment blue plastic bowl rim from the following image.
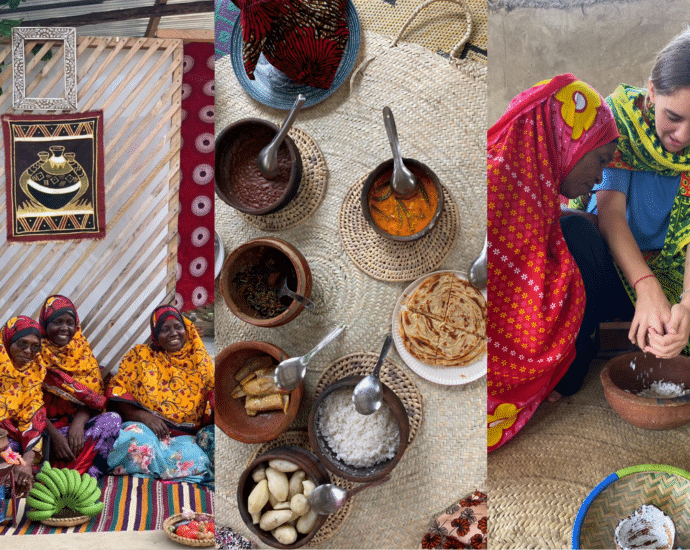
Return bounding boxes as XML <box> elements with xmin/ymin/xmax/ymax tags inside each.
<box><xmin>572</xmin><ymin>464</ymin><xmax>690</xmax><ymax>549</ymax></box>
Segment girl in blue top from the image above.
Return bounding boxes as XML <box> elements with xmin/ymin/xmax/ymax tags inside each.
<box><xmin>556</xmin><ymin>27</ymin><xmax>690</xmax><ymax>398</ymax></box>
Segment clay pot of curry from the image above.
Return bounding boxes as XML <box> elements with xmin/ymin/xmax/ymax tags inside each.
<box><xmin>361</xmin><ymin>158</ymin><xmax>444</xmax><ymax>242</ymax></box>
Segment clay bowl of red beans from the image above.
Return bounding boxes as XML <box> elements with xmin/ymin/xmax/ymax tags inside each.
<box><xmin>215</xmin><ymin>118</ymin><xmax>302</xmax><ymax>215</ymax></box>
<box><xmin>220</xmin><ymin>237</ymin><xmax>312</xmax><ymax>328</ymax></box>
<box><xmin>361</xmin><ymin>158</ymin><xmax>444</xmax><ymax>242</ymax></box>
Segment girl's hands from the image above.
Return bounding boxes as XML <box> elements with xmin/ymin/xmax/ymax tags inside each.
<box><xmin>629</xmin><ymin>276</ymin><xmax>671</xmax><ymax>350</ymax></box>
<box><xmin>13</xmin><ymin>463</ymin><xmax>33</xmax><ymax>495</ymax></box>
<box><xmin>645</xmin><ymin>302</ymin><xmax>690</xmax><ymax>358</ymax></box>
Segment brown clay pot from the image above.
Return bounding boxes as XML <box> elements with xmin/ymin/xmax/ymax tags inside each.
<box><xmin>0</xmin><ymin>428</ymin><xmax>8</xmax><ymax>452</ymax></box>
<box><xmin>220</xmin><ymin>237</ymin><xmax>312</xmax><ymax>328</ymax></box>
<box><xmin>601</xmin><ymin>351</ymin><xmax>690</xmax><ymax>430</ymax></box>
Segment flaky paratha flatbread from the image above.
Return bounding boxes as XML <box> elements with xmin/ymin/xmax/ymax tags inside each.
<box><xmin>400</xmin><ymin>272</ymin><xmax>487</xmax><ymax>368</ymax></box>
<box><xmin>406</xmin><ymin>272</ymin><xmax>454</xmax><ymax>322</ymax></box>
<box><xmin>435</xmin><ymin>324</ymin><xmax>486</xmax><ymax>367</ymax></box>
<box><xmin>399</xmin><ymin>310</ymin><xmax>440</xmax><ymax>365</ymax></box>
<box><xmin>445</xmin><ymin>280</ymin><xmax>487</xmax><ymax>337</ymax></box>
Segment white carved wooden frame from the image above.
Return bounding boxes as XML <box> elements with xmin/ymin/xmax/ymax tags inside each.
<box><xmin>12</xmin><ymin>27</ymin><xmax>77</xmax><ymax>110</ymax></box>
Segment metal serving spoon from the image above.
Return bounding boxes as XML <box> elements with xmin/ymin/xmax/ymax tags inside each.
<box><xmin>383</xmin><ymin>106</ymin><xmax>417</xmax><ymax>196</ymax></box>
<box><xmin>308</xmin><ymin>475</ymin><xmax>391</xmax><ymax>515</ymax></box>
<box><xmin>352</xmin><ymin>334</ymin><xmax>393</xmax><ymax>415</ymax></box>
<box><xmin>278</xmin><ymin>277</ymin><xmax>315</xmax><ymax>311</ymax></box>
<box><xmin>257</xmin><ymin>94</ymin><xmax>306</xmax><ymax>179</ymax></box>
<box><xmin>468</xmin><ymin>234</ymin><xmax>487</xmax><ymax>289</ymax></box>
<box><xmin>274</xmin><ymin>323</ymin><xmax>346</xmax><ymax>391</ymax></box>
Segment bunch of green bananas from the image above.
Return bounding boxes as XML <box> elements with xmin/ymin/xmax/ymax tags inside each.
<box><xmin>26</xmin><ymin>463</ymin><xmax>104</xmax><ymax>521</ymax></box>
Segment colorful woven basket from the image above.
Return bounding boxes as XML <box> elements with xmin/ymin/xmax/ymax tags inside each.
<box><xmin>573</xmin><ymin>464</ymin><xmax>690</xmax><ymax>549</ymax></box>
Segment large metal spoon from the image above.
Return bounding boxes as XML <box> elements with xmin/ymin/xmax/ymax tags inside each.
<box><xmin>257</xmin><ymin>94</ymin><xmax>306</xmax><ymax>179</ymax></box>
<box><xmin>383</xmin><ymin>106</ymin><xmax>417</xmax><ymax>196</ymax></box>
<box><xmin>274</xmin><ymin>323</ymin><xmax>346</xmax><ymax>391</ymax></box>
<box><xmin>468</xmin><ymin>234</ymin><xmax>488</xmax><ymax>289</ymax></box>
<box><xmin>308</xmin><ymin>475</ymin><xmax>391</xmax><ymax>515</ymax></box>
<box><xmin>352</xmin><ymin>334</ymin><xmax>393</xmax><ymax>415</ymax></box>
<box><xmin>278</xmin><ymin>277</ymin><xmax>315</xmax><ymax>311</ymax></box>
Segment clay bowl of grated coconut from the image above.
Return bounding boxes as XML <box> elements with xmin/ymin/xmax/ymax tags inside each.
<box><xmin>308</xmin><ymin>375</ymin><xmax>409</xmax><ymax>483</ymax></box>
<box><xmin>601</xmin><ymin>351</ymin><xmax>690</xmax><ymax>430</ymax></box>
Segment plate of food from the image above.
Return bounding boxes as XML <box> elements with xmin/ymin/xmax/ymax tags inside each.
<box><xmin>392</xmin><ymin>270</ymin><xmax>487</xmax><ymax>385</ymax></box>
<box><xmin>229</xmin><ymin>0</ymin><xmax>361</xmax><ymax>110</ymax></box>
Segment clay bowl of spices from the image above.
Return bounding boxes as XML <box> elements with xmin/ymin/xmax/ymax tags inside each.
<box><xmin>361</xmin><ymin>158</ymin><xmax>444</xmax><ymax>242</ymax></box>
<box><xmin>215</xmin><ymin>118</ymin><xmax>302</xmax><ymax>215</ymax></box>
<box><xmin>220</xmin><ymin>237</ymin><xmax>312</xmax><ymax>328</ymax></box>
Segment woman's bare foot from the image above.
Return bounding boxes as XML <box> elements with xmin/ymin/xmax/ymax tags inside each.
<box><xmin>547</xmin><ymin>391</ymin><xmax>562</xmax><ymax>403</ymax></box>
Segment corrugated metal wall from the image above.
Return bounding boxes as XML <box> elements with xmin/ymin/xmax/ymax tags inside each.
<box><xmin>0</xmin><ymin>36</ymin><xmax>183</xmax><ymax>372</ymax></box>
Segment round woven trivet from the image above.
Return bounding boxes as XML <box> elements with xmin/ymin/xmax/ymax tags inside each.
<box><xmin>40</xmin><ymin>509</ymin><xmax>90</xmax><ymax>527</ymax></box>
<box><xmin>238</xmin><ymin>127</ymin><xmax>328</xmax><ymax>232</ymax></box>
<box><xmin>315</xmin><ymin>353</ymin><xmax>423</xmax><ymax>446</ymax></box>
<box><xmin>338</xmin><ymin>176</ymin><xmax>459</xmax><ymax>282</ymax></box>
<box><xmin>163</xmin><ymin>513</ymin><xmax>216</xmax><ymax>547</ymax></box>
<box><xmin>247</xmin><ymin>430</ymin><xmax>354</xmax><ymax>547</ymax></box>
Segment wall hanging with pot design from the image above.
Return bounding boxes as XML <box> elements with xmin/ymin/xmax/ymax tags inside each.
<box><xmin>1</xmin><ymin>111</ymin><xmax>106</xmax><ymax>242</ymax></box>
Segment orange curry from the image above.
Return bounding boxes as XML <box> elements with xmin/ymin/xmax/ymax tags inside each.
<box><xmin>367</xmin><ymin>166</ymin><xmax>438</xmax><ymax>237</ymax></box>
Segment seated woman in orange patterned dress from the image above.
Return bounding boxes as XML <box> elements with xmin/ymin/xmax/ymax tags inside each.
<box><xmin>0</xmin><ymin>316</ymin><xmax>46</xmax><ymax>496</ymax></box>
<box><xmin>106</xmin><ymin>305</ymin><xmax>214</xmax><ymax>484</ymax></box>
<box><xmin>37</xmin><ymin>295</ymin><xmax>121</xmax><ymax>477</ymax></box>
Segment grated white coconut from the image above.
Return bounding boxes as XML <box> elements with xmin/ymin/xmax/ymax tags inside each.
<box><xmin>637</xmin><ymin>380</ymin><xmax>690</xmax><ymax>398</ymax></box>
<box><xmin>317</xmin><ymin>388</ymin><xmax>400</xmax><ymax>468</ymax></box>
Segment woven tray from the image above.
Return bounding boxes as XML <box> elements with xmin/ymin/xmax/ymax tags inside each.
<box><xmin>338</xmin><ymin>175</ymin><xmax>459</xmax><ymax>282</ymax></box>
<box><xmin>163</xmin><ymin>512</ymin><xmax>216</xmax><ymax>547</ymax></box>
<box><xmin>248</xmin><ymin>430</ymin><xmax>354</xmax><ymax>547</ymax></box>
<box><xmin>315</xmin><ymin>353</ymin><xmax>424</xmax><ymax>446</ymax></box>
<box><xmin>574</xmin><ymin>465</ymin><xmax>690</xmax><ymax>549</ymax></box>
<box><xmin>238</xmin><ymin>127</ymin><xmax>328</xmax><ymax>232</ymax></box>
<box><xmin>40</xmin><ymin>509</ymin><xmax>90</xmax><ymax>527</ymax></box>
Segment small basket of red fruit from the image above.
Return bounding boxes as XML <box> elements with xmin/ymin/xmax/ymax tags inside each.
<box><xmin>163</xmin><ymin>509</ymin><xmax>216</xmax><ymax>547</ymax></box>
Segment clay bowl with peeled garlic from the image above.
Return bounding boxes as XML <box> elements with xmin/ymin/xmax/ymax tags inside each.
<box><xmin>237</xmin><ymin>445</ymin><xmax>329</xmax><ymax>549</ymax></box>
<box><xmin>361</xmin><ymin>158</ymin><xmax>444</xmax><ymax>242</ymax></box>
<box><xmin>600</xmin><ymin>351</ymin><xmax>690</xmax><ymax>430</ymax></box>
<box><xmin>220</xmin><ymin>237</ymin><xmax>312</xmax><ymax>328</ymax></box>
<box><xmin>215</xmin><ymin>118</ymin><xmax>302</xmax><ymax>215</ymax></box>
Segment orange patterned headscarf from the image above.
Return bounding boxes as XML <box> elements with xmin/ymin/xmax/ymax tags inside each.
<box><xmin>107</xmin><ymin>314</ymin><xmax>214</xmax><ymax>429</ymax></box>
<box><xmin>0</xmin><ymin>316</ymin><xmax>46</xmax><ymax>453</ymax></box>
<box><xmin>36</xmin><ymin>296</ymin><xmax>105</xmax><ymax>413</ymax></box>
<box><xmin>487</xmin><ymin>74</ymin><xmax>619</xmax><ymax>452</ymax></box>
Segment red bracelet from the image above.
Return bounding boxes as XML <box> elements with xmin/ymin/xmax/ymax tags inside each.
<box><xmin>633</xmin><ymin>273</ymin><xmax>655</xmax><ymax>289</ymax></box>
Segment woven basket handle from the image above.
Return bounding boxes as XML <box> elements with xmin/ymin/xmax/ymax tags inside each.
<box><xmin>391</xmin><ymin>0</ymin><xmax>473</xmax><ymax>60</ymax></box>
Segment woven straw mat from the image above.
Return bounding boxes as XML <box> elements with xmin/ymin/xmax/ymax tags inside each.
<box><xmin>339</xmin><ymin>175</ymin><xmax>459</xmax><ymax>281</ymax></box>
<box><xmin>215</xmin><ymin>24</ymin><xmax>486</xmax><ymax>549</ymax></box>
<box><xmin>488</xmin><ymin>357</ymin><xmax>690</xmax><ymax>550</ymax></box>
<box><xmin>353</xmin><ymin>0</ymin><xmax>487</xmax><ymax>63</ymax></box>
<box><xmin>237</xmin><ymin>127</ymin><xmax>328</xmax><ymax>232</ymax></box>
<box><xmin>246</xmin><ymin>430</ymin><xmax>355</xmax><ymax>546</ymax></box>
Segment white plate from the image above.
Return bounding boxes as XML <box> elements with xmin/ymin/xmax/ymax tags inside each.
<box><xmin>214</xmin><ymin>232</ymin><xmax>224</xmax><ymax>279</ymax></box>
<box><xmin>392</xmin><ymin>270</ymin><xmax>487</xmax><ymax>386</ymax></box>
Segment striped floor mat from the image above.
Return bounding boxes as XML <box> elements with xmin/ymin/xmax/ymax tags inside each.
<box><xmin>0</xmin><ymin>475</ymin><xmax>214</xmax><ymax>535</ymax></box>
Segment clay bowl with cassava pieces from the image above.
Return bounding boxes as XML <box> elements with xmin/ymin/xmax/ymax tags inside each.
<box><xmin>220</xmin><ymin>237</ymin><xmax>312</xmax><ymax>328</ymax></box>
<box><xmin>237</xmin><ymin>445</ymin><xmax>329</xmax><ymax>548</ymax></box>
<box><xmin>215</xmin><ymin>118</ymin><xmax>302</xmax><ymax>215</ymax></box>
<box><xmin>215</xmin><ymin>341</ymin><xmax>302</xmax><ymax>444</ymax></box>
<box><xmin>361</xmin><ymin>158</ymin><xmax>444</xmax><ymax>242</ymax></box>
<box><xmin>308</xmin><ymin>375</ymin><xmax>409</xmax><ymax>482</ymax></box>
<box><xmin>600</xmin><ymin>351</ymin><xmax>690</xmax><ymax>430</ymax></box>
